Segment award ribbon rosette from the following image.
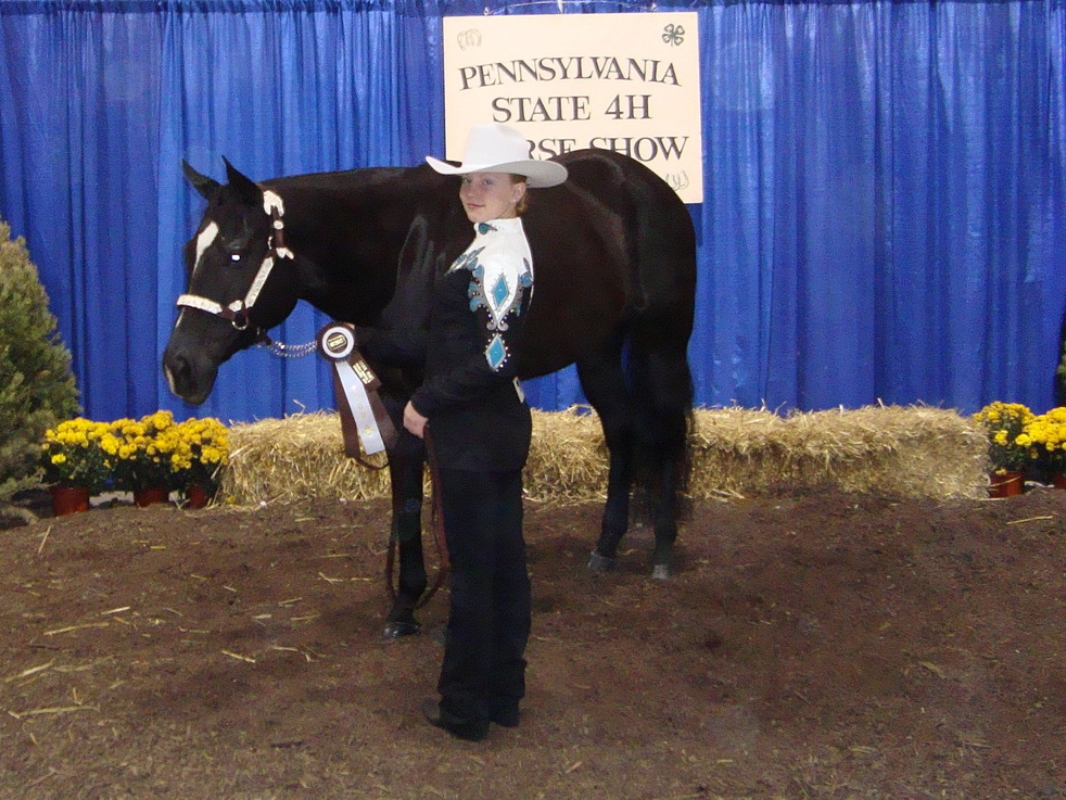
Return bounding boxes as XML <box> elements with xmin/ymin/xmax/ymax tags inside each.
<box><xmin>316</xmin><ymin>322</ymin><xmax>398</xmax><ymax>458</ymax></box>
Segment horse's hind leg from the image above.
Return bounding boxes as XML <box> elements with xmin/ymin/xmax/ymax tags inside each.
<box><xmin>635</xmin><ymin>344</ymin><xmax>693</xmax><ymax>580</ymax></box>
<box><xmin>383</xmin><ymin>434</ymin><xmax>428</xmax><ymax>638</ymax></box>
<box><xmin>649</xmin><ymin>442</ymin><xmax>682</xmax><ymax>579</ymax></box>
<box><xmin>577</xmin><ymin>348</ymin><xmax>636</xmax><ymax>572</ymax></box>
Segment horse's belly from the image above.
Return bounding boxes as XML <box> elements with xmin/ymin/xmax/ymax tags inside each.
<box><xmin>514</xmin><ymin>348</ymin><xmax>574</xmax><ymax>381</ymax></box>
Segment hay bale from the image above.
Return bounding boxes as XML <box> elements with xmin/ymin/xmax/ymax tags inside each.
<box><xmin>219</xmin><ymin>405</ymin><xmax>987</xmax><ymax>506</ymax></box>
<box><xmin>690</xmin><ymin>405</ymin><xmax>986</xmax><ymax>499</ymax></box>
<box><xmin>524</xmin><ymin>407</ymin><xmax>608</xmax><ymax>502</ymax></box>
<box><xmin>221</xmin><ymin>412</ymin><xmax>391</xmax><ymax>504</ymax></box>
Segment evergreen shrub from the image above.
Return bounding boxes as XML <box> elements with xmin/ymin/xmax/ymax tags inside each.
<box><xmin>0</xmin><ymin>219</ymin><xmax>80</xmax><ymax>502</ymax></box>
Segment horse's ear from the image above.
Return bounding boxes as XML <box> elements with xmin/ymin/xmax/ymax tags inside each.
<box><xmin>182</xmin><ymin>160</ymin><xmax>220</xmax><ymax>200</ymax></box>
<box><xmin>222</xmin><ymin>157</ymin><xmax>263</xmax><ymax>206</ymax></box>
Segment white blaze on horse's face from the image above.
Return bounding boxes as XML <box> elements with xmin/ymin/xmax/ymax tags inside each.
<box><xmin>175</xmin><ymin>221</ymin><xmax>220</xmax><ymax>329</ymax></box>
<box><xmin>194</xmin><ymin>221</ymin><xmax>220</xmax><ymax>277</ymax></box>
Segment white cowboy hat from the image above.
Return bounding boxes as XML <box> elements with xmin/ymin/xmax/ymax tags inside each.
<box><xmin>425</xmin><ymin>123</ymin><xmax>568</xmax><ymax>188</ymax></box>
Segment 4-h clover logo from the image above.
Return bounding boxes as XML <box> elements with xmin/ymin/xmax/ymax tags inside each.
<box><xmin>662</xmin><ymin>23</ymin><xmax>685</xmax><ymax>46</ymax></box>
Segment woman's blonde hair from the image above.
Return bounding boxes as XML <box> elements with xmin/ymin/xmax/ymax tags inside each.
<box><xmin>511</xmin><ymin>174</ymin><xmax>530</xmax><ymax>215</ymax></box>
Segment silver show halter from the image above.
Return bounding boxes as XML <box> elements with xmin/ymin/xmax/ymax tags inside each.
<box><xmin>175</xmin><ymin>189</ymin><xmax>293</xmax><ymax>332</ymax></box>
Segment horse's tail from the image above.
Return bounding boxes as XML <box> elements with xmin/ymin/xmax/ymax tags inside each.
<box><xmin>624</xmin><ymin>333</ymin><xmax>695</xmax><ymax>519</ymax></box>
<box><xmin>560</xmin><ymin>148</ymin><xmax>697</xmax><ymax>514</ymax></box>
<box><xmin>615</xmin><ymin>156</ymin><xmax>697</xmax><ymax>514</ymax></box>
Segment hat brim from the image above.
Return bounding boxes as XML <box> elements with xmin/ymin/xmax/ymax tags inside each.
<box><xmin>425</xmin><ymin>155</ymin><xmax>568</xmax><ymax>188</ymax></box>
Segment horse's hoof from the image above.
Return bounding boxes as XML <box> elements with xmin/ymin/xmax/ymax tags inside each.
<box><xmin>383</xmin><ymin>619</ymin><xmax>421</xmax><ymax>639</ymax></box>
<box><xmin>651</xmin><ymin>563</ymin><xmax>671</xmax><ymax>581</ymax></box>
<box><xmin>587</xmin><ymin>551</ymin><xmax>617</xmax><ymax>573</ymax></box>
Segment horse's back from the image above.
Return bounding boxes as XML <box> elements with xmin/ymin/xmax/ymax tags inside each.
<box><xmin>515</xmin><ymin>150</ymin><xmax>695</xmax><ymax>376</ymax></box>
<box><xmin>269</xmin><ymin>155</ymin><xmax>694</xmax><ymax>377</ymax></box>
<box><xmin>562</xmin><ymin>149</ymin><xmax>696</xmax><ymax>321</ymax></box>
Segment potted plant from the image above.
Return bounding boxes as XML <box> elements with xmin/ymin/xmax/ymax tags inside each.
<box><xmin>973</xmin><ymin>402</ymin><xmax>1034</xmax><ymax>497</ymax></box>
<box><xmin>171</xmin><ymin>416</ymin><xmax>230</xmax><ymax>507</ymax></box>
<box><xmin>40</xmin><ymin>418</ymin><xmax>118</xmax><ymax>514</ymax></box>
<box><xmin>111</xmin><ymin>411</ymin><xmax>181</xmax><ymax>506</ymax></box>
<box><xmin>1024</xmin><ymin>407</ymin><xmax>1066</xmax><ymax>488</ymax></box>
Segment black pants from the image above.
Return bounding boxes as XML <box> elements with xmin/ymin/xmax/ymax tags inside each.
<box><xmin>436</xmin><ymin>467</ymin><xmax>531</xmax><ymax>725</ymax></box>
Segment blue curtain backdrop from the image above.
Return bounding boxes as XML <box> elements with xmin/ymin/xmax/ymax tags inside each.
<box><xmin>1</xmin><ymin>0</ymin><xmax>1064</xmax><ymax>424</ymax></box>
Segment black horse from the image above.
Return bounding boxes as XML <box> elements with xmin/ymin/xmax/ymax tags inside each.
<box><xmin>162</xmin><ymin>150</ymin><xmax>696</xmax><ymax>636</ymax></box>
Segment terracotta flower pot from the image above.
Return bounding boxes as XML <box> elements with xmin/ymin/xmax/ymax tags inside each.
<box><xmin>133</xmin><ymin>485</ymin><xmax>170</xmax><ymax>507</ymax></box>
<box><xmin>49</xmin><ymin>484</ymin><xmax>91</xmax><ymax>516</ymax></box>
<box><xmin>184</xmin><ymin>483</ymin><xmax>214</xmax><ymax>509</ymax></box>
<box><xmin>988</xmin><ymin>470</ymin><xmax>1024</xmax><ymax>498</ymax></box>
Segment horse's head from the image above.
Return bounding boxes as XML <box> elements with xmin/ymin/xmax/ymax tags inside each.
<box><xmin>162</xmin><ymin>159</ymin><xmax>300</xmax><ymax>405</ymax></box>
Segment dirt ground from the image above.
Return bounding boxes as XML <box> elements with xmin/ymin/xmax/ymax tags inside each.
<box><xmin>0</xmin><ymin>485</ymin><xmax>1063</xmax><ymax>800</ymax></box>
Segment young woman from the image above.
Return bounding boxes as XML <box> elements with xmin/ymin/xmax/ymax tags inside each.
<box><xmin>358</xmin><ymin>123</ymin><xmax>567</xmax><ymax>741</ymax></box>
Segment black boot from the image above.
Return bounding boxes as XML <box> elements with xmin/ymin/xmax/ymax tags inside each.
<box><xmin>420</xmin><ymin>699</ymin><xmax>489</xmax><ymax>742</ymax></box>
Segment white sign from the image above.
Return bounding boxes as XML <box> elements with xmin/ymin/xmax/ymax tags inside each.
<box><xmin>441</xmin><ymin>12</ymin><xmax>703</xmax><ymax>203</ymax></box>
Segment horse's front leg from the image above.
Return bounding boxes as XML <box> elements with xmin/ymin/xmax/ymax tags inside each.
<box><xmin>383</xmin><ymin>432</ymin><xmax>428</xmax><ymax>638</ymax></box>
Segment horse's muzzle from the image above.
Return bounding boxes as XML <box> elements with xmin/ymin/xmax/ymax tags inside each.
<box><xmin>161</xmin><ymin>346</ymin><xmax>217</xmax><ymax>406</ymax></box>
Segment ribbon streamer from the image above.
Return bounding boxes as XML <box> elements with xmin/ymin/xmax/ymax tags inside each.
<box><xmin>317</xmin><ymin>323</ymin><xmax>397</xmax><ymax>458</ymax></box>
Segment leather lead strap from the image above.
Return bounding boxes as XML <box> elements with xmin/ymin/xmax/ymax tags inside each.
<box><xmin>317</xmin><ymin>320</ymin><xmax>448</xmax><ymax>608</ymax></box>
